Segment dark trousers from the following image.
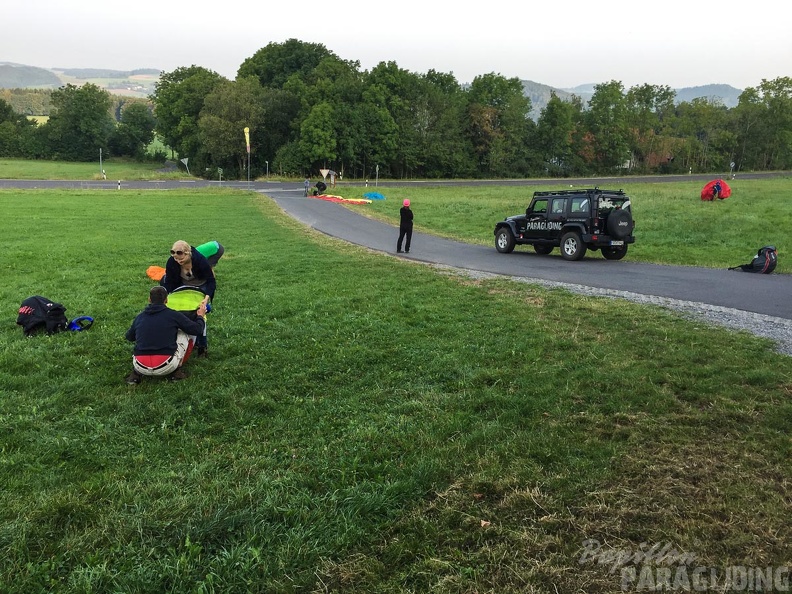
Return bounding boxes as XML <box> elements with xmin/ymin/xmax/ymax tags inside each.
<box><xmin>397</xmin><ymin>226</ymin><xmax>412</xmax><ymax>252</ymax></box>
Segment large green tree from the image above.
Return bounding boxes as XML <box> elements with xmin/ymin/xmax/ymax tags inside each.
<box><xmin>288</xmin><ymin>55</ymin><xmax>371</xmax><ymax>176</ymax></box>
<box><xmin>109</xmin><ymin>102</ymin><xmax>156</xmax><ymax>159</ymax></box>
<box><xmin>151</xmin><ymin>66</ymin><xmax>226</xmax><ymax>169</ymax></box>
<box><xmin>534</xmin><ymin>93</ymin><xmax>583</xmax><ymax>176</ymax></box>
<box><xmin>43</xmin><ymin>83</ymin><xmax>115</xmax><ymax>161</ymax></box>
<box><xmin>238</xmin><ymin>39</ymin><xmax>336</xmax><ymax>89</ymax></box>
<box><xmin>584</xmin><ymin>81</ymin><xmax>632</xmax><ymax>172</ymax></box>
<box><xmin>0</xmin><ymin>98</ymin><xmax>37</xmax><ymax>157</ymax></box>
<box><xmin>624</xmin><ymin>84</ymin><xmax>677</xmax><ymax>172</ymax></box>
<box><xmin>198</xmin><ymin>76</ymin><xmax>267</xmax><ymax>178</ymax></box>
<box><xmin>365</xmin><ymin>61</ymin><xmax>425</xmax><ymax>178</ymax></box>
<box><xmin>672</xmin><ymin>97</ymin><xmax>730</xmax><ymax>173</ymax></box>
<box><xmin>465</xmin><ymin>73</ymin><xmax>532</xmax><ymax>177</ymax></box>
<box><xmin>415</xmin><ymin>70</ymin><xmax>474</xmax><ymax>178</ymax></box>
<box><xmin>741</xmin><ymin>77</ymin><xmax>792</xmax><ymax>170</ymax></box>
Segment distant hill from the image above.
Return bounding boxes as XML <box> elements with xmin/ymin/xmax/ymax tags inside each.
<box><xmin>53</xmin><ymin>67</ymin><xmax>161</xmax><ymax>79</ymax></box>
<box><xmin>0</xmin><ymin>63</ymin><xmax>61</xmax><ymax>88</ymax></box>
<box><xmin>523</xmin><ymin>80</ymin><xmax>743</xmax><ymax>119</ymax></box>
<box><xmin>673</xmin><ymin>84</ymin><xmax>742</xmax><ymax>107</ymax></box>
<box><xmin>0</xmin><ymin>63</ymin><xmax>162</xmax><ymax>97</ymax></box>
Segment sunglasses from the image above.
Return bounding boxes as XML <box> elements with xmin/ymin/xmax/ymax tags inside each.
<box><xmin>170</xmin><ymin>250</ymin><xmax>186</xmax><ymax>256</ymax></box>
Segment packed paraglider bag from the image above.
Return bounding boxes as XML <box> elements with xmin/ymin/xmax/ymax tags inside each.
<box><xmin>313</xmin><ymin>181</ymin><xmax>327</xmax><ymax>195</ymax></box>
<box><xmin>17</xmin><ymin>296</ymin><xmax>69</xmax><ymax>336</ymax></box>
<box><xmin>729</xmin><ymin>245</ymin><xmax>778</xmax><ymax>274</ymax></box>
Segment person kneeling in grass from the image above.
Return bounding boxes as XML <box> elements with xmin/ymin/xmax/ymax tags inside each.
<box><xmin>124</xmin><ymin>286</ymin><xmax>207</xmax><ymax>384</ymax></box>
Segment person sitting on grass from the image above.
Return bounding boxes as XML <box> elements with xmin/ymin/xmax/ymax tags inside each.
<box><xmin>161</xmin><ymin>240</ymin><xmax>216</xmax><ymax>299</ymax></box>
<box><xmin>160</xmin><ymin>240</ymin><xmax>215</xmax><ymax>356</ymax></box>
<box><xmin>124</xmin><ymin>286</ymin><xmax>207</xmax><ymax>384</ymax></box>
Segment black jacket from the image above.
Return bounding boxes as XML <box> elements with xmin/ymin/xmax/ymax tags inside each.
<box><xmin>125</xmin><ymin>304</ymin><xmax>206</xmax><ymax>355</ymax></box>
<box><xmin>399</xmin><ymin>206</ymin><xmax>413</xmax><ymax>229</ymax></box>
<box><xmin>163</xmin><ymin>247</ymin><xmax>216</xmax><ymax>299</ymax></box>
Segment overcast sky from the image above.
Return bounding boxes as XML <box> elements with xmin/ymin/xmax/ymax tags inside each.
<box><xmin>4</xmin><ymin>0</ymin><xmax>789</xmax><ymax>90</ymax></box>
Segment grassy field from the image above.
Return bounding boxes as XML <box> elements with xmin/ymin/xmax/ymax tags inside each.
<box><xmin>0</xmin><ymin>158</ymin><xmax>188</xmax><ymax>181</ymax></box>
<box><xmin>0</xmin><ymin>187</ymin><xmax>790</xmax><ymax>592</ymax></box>
<box><xmin>340</xmin><ymin>177</ymin><xmax>792</xmax><ymax>272</ymax></box>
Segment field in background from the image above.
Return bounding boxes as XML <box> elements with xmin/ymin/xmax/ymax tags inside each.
<box><xmin>0</xmin><ymin>188</ymin><xmax>789</xmax><ymax>592</ymax></box>
<box><xmin>0</xmin><ymin>158</ymin><xmax>186</xmax><ymax>181</ymax></box>
<box><xmin>54</xmin><ymin>70</ymin><xmax>158</xmax><ymax>98</ymax></box>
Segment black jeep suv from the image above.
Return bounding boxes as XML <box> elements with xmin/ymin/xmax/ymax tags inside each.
<box><xmin>494</xmin><ymin>188</ymin><xmax>635</xmax><ymax>261</ymax></box>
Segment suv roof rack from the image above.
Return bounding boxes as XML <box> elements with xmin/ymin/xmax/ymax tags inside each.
<box><xmin>532</xmin><ymin>188</ymin><xmax>626</xmax><ymax>198</ymax></box>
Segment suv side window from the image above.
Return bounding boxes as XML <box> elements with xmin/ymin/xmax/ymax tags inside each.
<box><xmin>571</xmin><ymin>197</ymin><xmax>588</xmax><ymax>214</ymax></box>
<box><xmin>550</xmin><ymin>198</ymin><xmax>566</xmax><ymax>214</ymax></box>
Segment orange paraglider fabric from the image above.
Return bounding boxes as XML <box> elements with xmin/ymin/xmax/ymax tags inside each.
<box><xmin>146</xmin><ymin>265</ymin><xmax>166</xmax><ymax>281</ymax></box>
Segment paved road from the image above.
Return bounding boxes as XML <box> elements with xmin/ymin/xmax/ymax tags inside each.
<box><xmin>263</xmin><ymin>185</ymin><xmax>792</xmax><ymax>320</ymax></box>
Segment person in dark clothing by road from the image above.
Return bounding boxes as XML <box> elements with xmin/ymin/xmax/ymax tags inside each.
<box><xmin>124</xmin><ymin>286</ymin><xmax>207</xmax><ymax>384</ymax></box>
<box><xmin>397</xmin><ymin>199</ymin><xmax>413</xmax><ymax>253</ymax></box>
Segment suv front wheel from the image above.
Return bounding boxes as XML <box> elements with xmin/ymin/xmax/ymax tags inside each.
<box><xmin>495</xmin><ymin>227</ymin><xmax>515</xmax><ymax>253</ymax></box>
<box><xmin>561</xmin><ymin>231</ymin><xmax>587</xmax><ymax>261</ymax></box>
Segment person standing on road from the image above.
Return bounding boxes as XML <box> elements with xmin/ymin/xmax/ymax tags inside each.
<box><xmin>304</xmin><ymin>176</ymin><xmax>310</xmax><ymax>196</ymax></box>
<box><xmin>397</xmin><ymin>199</ymin><xmax>413</xmax><ymax>254</ymax></box>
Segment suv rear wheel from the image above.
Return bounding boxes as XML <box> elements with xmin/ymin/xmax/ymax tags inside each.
<box><xmin>601</xmin><ymin>244</ymin><xmax>628</xmax><ymax>260</ymax></box>
<box><xmin>561</xmin><ymin>231</ymin><xmax>587</xmax><ymax>261</ymax></box>
<box><xmin>495</xmin><ymin>227</ymin><xmax>515</xmax><ymax>253</ymax></box>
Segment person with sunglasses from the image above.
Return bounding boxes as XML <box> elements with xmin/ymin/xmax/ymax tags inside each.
<box><xmin>161</xmin><ymin>240</ymin><xmax>216</xmax><ymax>356</ymax></box>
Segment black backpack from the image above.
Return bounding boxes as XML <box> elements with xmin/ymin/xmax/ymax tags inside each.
<box><xmin>17</xmin><ymin>296</ymin><xmax>69</xmax><ymax>336</ymax></box>
<box><xmin>729</xmin><ymin>245</ymin><xmax>778</xmax><ymax>274</ymax></box>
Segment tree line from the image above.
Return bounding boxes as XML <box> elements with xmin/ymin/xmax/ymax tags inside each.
<box><xmin>0</xmin><ymin>85</ymin><xmax>157</xmax><ymax>162</ymax></box>
<box><xmin>2</xmin><ymin>38</ymin><xmax>790</xmax><ymax>180</ymax></box>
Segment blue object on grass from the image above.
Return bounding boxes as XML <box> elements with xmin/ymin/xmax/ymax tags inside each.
<box><xmin>363</xmin><ymin>192</ymin><xmax>385</xmax><ymax>200</ymax></box>
<box><xmin>68</xmin><ymin>316</ymin><xmax>94</xmax><ymax>331</ymax></box>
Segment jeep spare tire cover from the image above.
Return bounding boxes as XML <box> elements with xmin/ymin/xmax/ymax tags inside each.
<box><xmin>606</xmin><ymin>209</ymin><xmax>632</xmax><ymax>239</ymax></box>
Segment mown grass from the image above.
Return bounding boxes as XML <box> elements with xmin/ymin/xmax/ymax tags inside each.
<box><xmin>0</xmin><ymin>158</ymin><xmax>189</xmax><ymax>181</ymax></box>
<box><xmin>0</xmin><ymin>188</ymin><xmax>790</xmax><ymax>593</ymax></box>
<box><xmin>346</xmin><ymin>178</ymin><xmax>792</xmax><ymax>272</ymax></box>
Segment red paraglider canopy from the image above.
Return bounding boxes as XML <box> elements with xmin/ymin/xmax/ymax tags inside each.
<box><xmin>701</xmin><ymin>179</ymin><xmax>731</xmax><ymax>201</ymax></box>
